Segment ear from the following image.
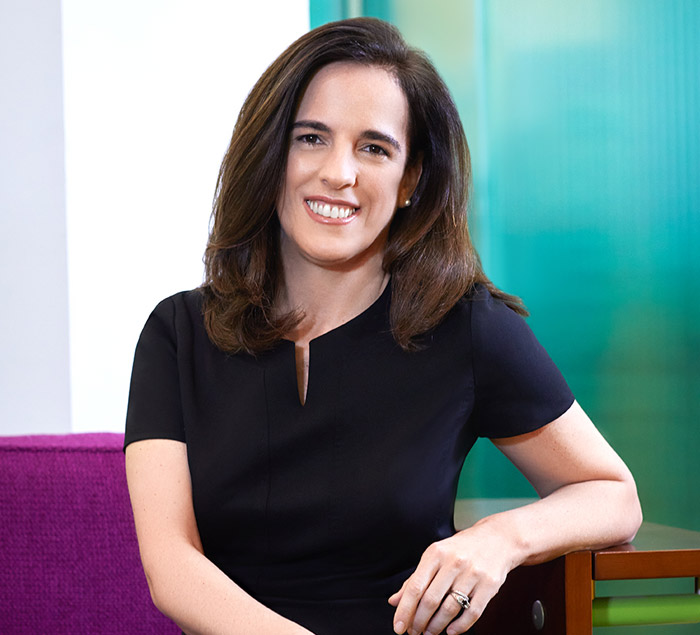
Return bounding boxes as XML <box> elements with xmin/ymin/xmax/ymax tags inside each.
<box><xmin>398</xmin><ymin>156</ymin><xmax>423</xmax><ymax>208</ymax></box>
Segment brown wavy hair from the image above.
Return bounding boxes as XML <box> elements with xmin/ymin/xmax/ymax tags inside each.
<box><xmin>202</xmin><ymin>17</ymin><xmax>525</xmax><ymax>354</ymax></box>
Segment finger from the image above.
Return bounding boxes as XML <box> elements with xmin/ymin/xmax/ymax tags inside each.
<box><xmin>388</xmin><ymin>579</ymin><xmax>407</xmax><ymax>607</ymax></box>
<box><xmin>408</xmin><ymin>568</ymin><xmax>463</xmax><ymax>635</ymax></box>
<box><xmin>423</xmin><ymin>588</ymin><xmax>472</xmax><ymax>635</ymax></box>
<box><xmin>392</xmin><ymin>561</ymin><xmax>440</xmax><ymax>634</ymax></box>
<box><xmin>445</xmin><ymin>591</ymin><xmax>485</xmax><ymax>635</ymax></box>
<box><xmin>446</xmin><ymin>564</ymin><xmax>508</xmax><ymax>634</ymax></box>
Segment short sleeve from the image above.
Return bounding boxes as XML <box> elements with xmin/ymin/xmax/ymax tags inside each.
<box><xmin>469</xmin><ymin>286</ymin><xmax>575</xmax><ymax>438</ymax></box>
<box><xmin>124</xmin><ymin>297</ymin><xmax>186</xmax><ymax>449</ymax></box>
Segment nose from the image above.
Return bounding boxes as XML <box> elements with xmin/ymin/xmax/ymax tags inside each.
<box><xmin>319</xmin><ymin>145</ymin><xmax>357</xmax><ymax>190</ymax></box>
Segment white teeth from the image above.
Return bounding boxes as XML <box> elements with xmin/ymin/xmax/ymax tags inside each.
<box><xmin>306</xmin><ymin>200</ymin><xmax>357</xmax><ymax>219</ymax></box>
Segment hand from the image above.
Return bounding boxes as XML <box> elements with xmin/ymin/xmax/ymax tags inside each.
<box><xmin>388</xmin><ymin>523</ymin><xmax>516</xmax><ymax>635</ymax></box>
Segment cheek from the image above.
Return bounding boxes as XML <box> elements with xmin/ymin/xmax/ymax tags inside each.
<box><xmin>277</xmin><ymin>165</ymin><xmax>302</xmax><ymax>214</ymax></box>
<box><xmin>377</xmin><ymin>170</ymin><xmax>408</xmax><ymax>207</ymax></box>
<box><xmin>285</xmin><ymin>150</ymin><xmax>315</xmax><ymax>183</ymax></box>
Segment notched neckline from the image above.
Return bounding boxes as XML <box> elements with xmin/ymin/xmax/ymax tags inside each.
<box><xmin>281</xmin><ymin>281</ymin><xmax>392</xmax><ymax>348</ymax></box>
<box><xmin>279</xmin><ymin>283</ymin><xmax>392</xmax><ymax>408</ymax></box>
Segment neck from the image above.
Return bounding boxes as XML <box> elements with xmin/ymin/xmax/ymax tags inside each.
<box><xmin>277</xmin><ymin>254</ymin><xmax>388</xmax><ymax>345</ymax></box>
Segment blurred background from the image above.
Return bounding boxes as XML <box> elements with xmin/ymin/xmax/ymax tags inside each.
<box><xmin>312</xmin><ymin>0</ymin><xmax>700</xmax><ymax>534</ymax></box>
<box><xmin>2</xmin><ymin>2</ymin><xmax>699</xmax><ymax>629</ymax></box>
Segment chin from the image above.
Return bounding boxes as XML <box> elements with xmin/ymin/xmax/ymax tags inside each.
<box><xmin>305</xmin><ymin>252</ymin><xmax>356</xmax><ymax>268</ymax></box>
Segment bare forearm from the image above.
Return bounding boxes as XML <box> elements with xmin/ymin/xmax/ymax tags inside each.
<box><xmin>126</xmin><ymin>441</ymin><xmax>313</xmax><ymax>635</ymax></box>
<box><xmin>390</xmin><ymin>407</ymin><xmax>642</xmax><ymax>635</ymax></box>
<box><xmin>471</xmin><ymin>478</ymin><xmax>642</xmax><ymax>568</ymax></box>
<box><xmin>145</xmin><ymin>542</ymin><xmax>314</xmax><ymax>635</ymax></box>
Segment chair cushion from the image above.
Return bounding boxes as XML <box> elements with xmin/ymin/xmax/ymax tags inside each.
<box><xmin>0</xmin><ymin>433</ymin><xmax>179</xmax><ymax>633</ymax></box>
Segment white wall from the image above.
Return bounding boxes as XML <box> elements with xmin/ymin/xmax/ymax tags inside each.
<box><xmin>1</xmin><ymin>0</ymin><xmax>309</xmax><ymax>435</ymax></box>
<box><xmin>0</xmin><ymin>0</ymin><xmax>71</xmax><ymax>435</ymax></box>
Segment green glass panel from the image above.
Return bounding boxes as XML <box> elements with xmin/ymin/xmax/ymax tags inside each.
<box><xmin>593</xmin><ymin>594</ymin><xmax>700</xmax><ymax>627</ymax></box>
<box><xmin>594</xmin><ymin>580</ymin><xmax>700</xmax><ymax>634</ymax></box>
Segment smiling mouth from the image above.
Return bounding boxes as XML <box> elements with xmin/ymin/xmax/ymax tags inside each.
<box><xmin>306</xmin><ymin>199</ymin><xmax>358</xmax><ymax>219</ymax></box>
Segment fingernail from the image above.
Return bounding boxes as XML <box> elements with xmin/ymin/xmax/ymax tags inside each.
<box><xmin>394</xmin><ymin>621</ymin><xmax>405</xmax><ymax>634</ymax></box>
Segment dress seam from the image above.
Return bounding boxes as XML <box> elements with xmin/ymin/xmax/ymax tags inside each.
<box><xmin>262</xmin><ymin>366</ymin><xmax>272</xmax><ymax>562</ymax></box>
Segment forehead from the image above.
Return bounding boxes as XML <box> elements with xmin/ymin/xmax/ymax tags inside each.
<box><xmin>295</xmin><ymin>62</ymin><xmax>409</xmax><ymax>140</ymax></box>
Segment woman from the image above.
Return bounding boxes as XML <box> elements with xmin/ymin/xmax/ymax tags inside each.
<box><xmin>125</xmin><ymin>17</ymin><xmax>642</xmax><ymax>635</ymax></box>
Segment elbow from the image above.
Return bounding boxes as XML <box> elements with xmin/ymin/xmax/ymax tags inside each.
<box><xmin>618</xmin><ymin>476</ymin><xmax>643</xmax><ymax>544</ymax></box>
<box><xmin>142</xmin><ymin>564</ymin><xmax>175</xmax><ymax>620</ymax></box>
<box><xmin>628</xmin><ymin>497</ymin><xmax>644</xmax><ymax>544</ymax></box>
<box><xmin>146</xmin><ymin>573</ymin><xmax>160</xmax><ymax>610</ymax></box>
<box><xmin>144</xmin><ymin>569</ymin><xmax>164</xmax><ymax>613</ymax></box>
<box><xmin>138</xmin><ymin>538</ymin><xmax>205</xmax><ymax>624</ymax></box>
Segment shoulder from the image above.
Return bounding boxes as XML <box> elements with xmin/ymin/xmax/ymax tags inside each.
<box><xmin>453</xmin><ymin>282</ymin><xmax>562</xmax><ymax>384</ymax></box>
<box><xmin>150</xmin><ymin>288</ymin><xmax>203</xmax><ymax>320</ymax></box>
<box><xmin>126</xmin><ymin>292</ymin><xmax>203</xmax><ymax>448</ymax></box>
<box><xmin>137</xmin><ymin>288</ymin><xmax>207</xmax><ymax>351</ymax></box>
<box><xmin>462</xmin><ymin>282</ymin><xmax>519</xmax><ymax>316</ymax></box>
<box><xmin>446</xmin><ymin>283</ymin><xmax>526</xmax><ymax>337</ymax></box>
<box><xmin>417</xmin><ymin>283</ymin><xmax>525</xmax><ymax>358</ymax></box>
<box><xmin>146</xmin><ymin>288</ymin><xmax>204</xmax><ymax>329</ymax></box>
<box><xmin>460</xmin><ymin>285</ymin><xmax>575</xmax><ymax>437</ymax></box>
<box><xmin>461</xmin><ymin>283</ymin><xmax>543</xmax><ymax>360</ymax></box>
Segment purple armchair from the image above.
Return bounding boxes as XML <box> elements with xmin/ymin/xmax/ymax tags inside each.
<box><xmin>0</xmin><ymin>433</ymin><xmax>179</xmax><ymax>634</ymax></box>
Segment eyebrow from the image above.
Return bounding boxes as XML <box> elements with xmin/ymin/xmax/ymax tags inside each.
<box><xmin>292</xmin><ymin>120</ymin><xmax>403</xmax><ymax>153</ymax></box>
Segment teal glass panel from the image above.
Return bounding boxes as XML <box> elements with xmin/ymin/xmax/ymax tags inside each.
<box><xmin>362</xmin><ymin>0</ymin><xmax>392</xmax><ymax>22</ymax></box>
<box><xmin>307</xmin><ymin>0</ymin><xmax>700</xmax><ymax>546</ymax></box>
<box><xmin>473</xmin><ymin>0</ymin><xmax>700</xmax><ymax>536</ymax></box>
<box><xmin>309</xmin><ymin>0</ymin><xmax>391</xmax><ymax>28</ymax></box>
<box><xmin>381</xmin><ymin>1</ymin><xmax>700</xmax><ymax>540</ymax></box>
<box><xmin>309</xmin><ymin>0</ymin><xmax>346</xmax><ymax>28</ymax></box>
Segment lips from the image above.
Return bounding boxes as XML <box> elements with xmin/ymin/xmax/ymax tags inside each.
<box><xmin>306</xmin><ymin>199</ymin><xmax>358</xmax><ymax>219</ymax></box>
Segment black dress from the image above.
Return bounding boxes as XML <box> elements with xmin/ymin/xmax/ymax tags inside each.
<box><xmin>125</xmin><ymin>283</ymin><xmax>574</xmax><ymax>635</ymax></box>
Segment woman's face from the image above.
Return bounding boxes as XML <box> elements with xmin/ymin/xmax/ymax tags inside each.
<box><xmin>276</xmin><ymin>62</ymin><xmax>421</xmax><ymax>272</ymax></box>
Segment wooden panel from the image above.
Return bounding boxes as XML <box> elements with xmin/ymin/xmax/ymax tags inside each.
<box><xmin>473</xmin><ymin>551</ymin><xmax>594</xmax><ymax>633</ymax></box>
<box><xmin>475</xmin><ymin>557</ymin><xmax>567</xmax><ymax>633</ymax></box>
<box><xmin>594</xmin><ymin>523</ymin><xmax>700</xmax><ymax>580</ymax></box>
<box><xmin>617</xmin><ymin>522</ymin><xmax>700</xmax><ymax>552</ymax></box>
<box><xmin>594</xmin><ymin>549</ymin><xmax>700</xmax><ymax>580</ymax></box>
<box><xmin>564</xmin><ymin>551</ymin><xmax>593</xmax><ymax>634</ymax></box>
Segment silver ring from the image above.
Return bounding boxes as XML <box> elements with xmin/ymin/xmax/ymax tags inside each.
<box><xmin>450</xmin><ymin>590</ymin><xmax>471</xmax><ymax>610</ymax></box>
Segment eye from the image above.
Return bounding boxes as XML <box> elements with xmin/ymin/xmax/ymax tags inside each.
<box><xmin>363</xmin><ymin>144</ymin><xmax>389</xmax><ymax>157</ymax></box>
<box><xmin>296</xmin><ymin>133</ymin><xmax>323</xmax><ymax>145</ymax></box>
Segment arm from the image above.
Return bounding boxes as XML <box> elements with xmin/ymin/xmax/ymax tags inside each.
<box><xmin>126</xmin><ymin>439</ymin><xmax>315</xmax><ymax>635</ymax></box>
<box><xmin>389</xmin><ymin>400</ymin><xmax>642</xmax><ymax>635</ymax></box>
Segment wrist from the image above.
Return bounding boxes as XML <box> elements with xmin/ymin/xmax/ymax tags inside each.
<box><xmin>470</xmin><ymin>508</ymin><xmax>533</xmax><ymax>569</ymax></box>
